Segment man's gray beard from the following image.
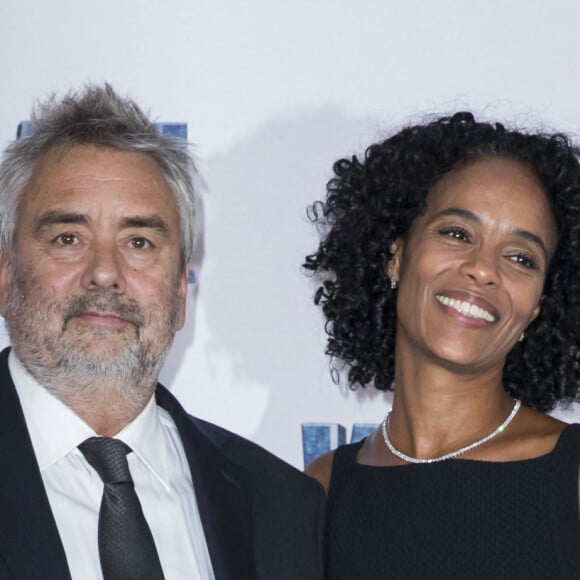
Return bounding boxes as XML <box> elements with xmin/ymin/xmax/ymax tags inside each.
<box><xmin>4</xmin><ymin>269</ymin><xmax>181</xmax><ymax>408</ymax></box>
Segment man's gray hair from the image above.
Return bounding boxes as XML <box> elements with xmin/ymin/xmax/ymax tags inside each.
<box><xmin>0</xmin><ymin>83</ymin><xmax>196</xmax><ymax>266</ymax></box>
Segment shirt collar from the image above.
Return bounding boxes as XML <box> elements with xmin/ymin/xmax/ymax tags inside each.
<box><xmin>9</xmin><ymin>351</ymin><xmax>170</xmax><ymax>489</ymax></box>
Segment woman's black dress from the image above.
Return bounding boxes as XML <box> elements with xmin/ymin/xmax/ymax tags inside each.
<box><xmin>325</xmin><ymin>424</ymin><xmax>580</xmax><ymax>579</ymax></box>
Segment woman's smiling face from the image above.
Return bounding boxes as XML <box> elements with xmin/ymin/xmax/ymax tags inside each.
<box><xmin>389</xmin><ymin>155</ymin><xmax>558</xmax><ymax>374</ymax></box>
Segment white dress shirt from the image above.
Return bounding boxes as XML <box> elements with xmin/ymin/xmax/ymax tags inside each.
<box><xmin>9</xmin><ymin>351</ymin><xmax>215</xmax><ymax>580</ymax></box>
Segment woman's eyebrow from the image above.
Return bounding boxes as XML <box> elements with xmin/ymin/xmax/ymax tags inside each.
<box><xmin>434</xmin><ymin>207</ymin><xmax>479</xmax><ymax>222</ymax></box>
<box><xmin>513</xmin><ymin>228</ymin><xmax>549</xmax><ymax>261</ymax></box>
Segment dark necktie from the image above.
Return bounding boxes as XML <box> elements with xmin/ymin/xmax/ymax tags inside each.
<box><xmin>78</xmin><ymin>437</ymin><xmax>165</xmax><ymax>580</ymax></box>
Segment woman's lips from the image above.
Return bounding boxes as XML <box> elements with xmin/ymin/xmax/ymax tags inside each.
<box><xmin>435</xmin><ymin>292</ymin><xmax>499</xmax><ymax>323</ymax></box>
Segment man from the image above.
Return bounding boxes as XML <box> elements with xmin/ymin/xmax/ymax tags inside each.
<box><xmin>0</xmin><ymin>85</ymin><xmax>324</xmax><ymax>580</ymax></box>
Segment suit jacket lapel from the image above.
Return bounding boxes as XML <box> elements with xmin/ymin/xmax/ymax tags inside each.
<box><xmin>0</xmin><ymin>348</ymin><xmax>72</xmax><ymax>580</ymax></box>
<box><xmin>156</xmin><ymin>386</ymin><xmax>256</xmax><ymax>580</ymax></box>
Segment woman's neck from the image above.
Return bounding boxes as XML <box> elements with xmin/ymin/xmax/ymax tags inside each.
<box><xmin>386</xmin><ymin>353</ymin><xmax>514</xmax><ymax>461</ymax></box>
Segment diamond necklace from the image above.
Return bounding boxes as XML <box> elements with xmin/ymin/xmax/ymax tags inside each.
<box><xmin>381</xmin><ymin>399</ymin><xmax>522</xmax><ymax>464</ymax></box>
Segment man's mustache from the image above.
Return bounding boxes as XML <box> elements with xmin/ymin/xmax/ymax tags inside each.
<box><xmin>62</xmin><ymin>291</ymin><xmax>145</xmax><ymax>327</ymax></box>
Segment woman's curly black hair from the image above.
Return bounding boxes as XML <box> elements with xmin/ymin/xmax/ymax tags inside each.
<box><xmin>305</xmin><ymin>112</ymin><xmax>580</xmax><ymax>411</ymax></box>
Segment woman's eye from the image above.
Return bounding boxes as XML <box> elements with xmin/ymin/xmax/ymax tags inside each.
<box><xmin>438</xmin><ymin>227</ymin><xmax>470</xmax><ymax>241</ymax></box>
<box><xmin>508</xmin><ymin>253</ymin><xmax>538</xmax><ymax>270</ymax></box>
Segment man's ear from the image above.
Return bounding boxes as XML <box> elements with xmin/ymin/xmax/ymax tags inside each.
<box><xmin>0</xmin><ymin>253</ymin><xmax>12</xmax><ymax>318</ymax></box>
<box><xmin>176</xmin><ymin>261</ymin><xmax>189</xmax><ymax>330</ymax></box>
<box><xmin>387</xmin><ymin>238</ymin><xmax>404</xmax><ymax>284</ymax></box>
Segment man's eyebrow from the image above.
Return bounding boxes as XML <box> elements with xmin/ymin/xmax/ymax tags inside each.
<box><xmin>34</xmin><ymin>211</ymin><xmax>88</xmax><ymax>233</ymax></box>
<box><xmin>34</xmin><ymin>212</ymin><xmax>171</xmax><ymax>237</ymax></box>
<box><xmin>434</xmin><ymin>207</ymin><xmax>549</xmax><ymax>260</ymax></box>
<box><xmin>120</xmin><ymin>216</ymin><xmax>170</xmax><ymax>235</ymax></box>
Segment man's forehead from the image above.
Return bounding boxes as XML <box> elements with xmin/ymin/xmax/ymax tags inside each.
<box><xmin>29</xmin><ymin>144</ymin><xmax>166</xmax><ymax>180</ymax></box>
<box><xmin>21</xmin><ymin>146</ymin><xmax>175</xmax><ymax>207</ymax></box>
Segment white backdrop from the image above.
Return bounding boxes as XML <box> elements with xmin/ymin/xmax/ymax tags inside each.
<box><xmin>1</xmin><ymin>0</ymin><xmax>579</xmax><ymax>467</ymax></box>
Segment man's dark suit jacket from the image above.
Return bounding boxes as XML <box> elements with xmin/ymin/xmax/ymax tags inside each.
<box><xmin>0</xmin><ymin>348</ymin><xmax>324</xmax><ymax>579</ymax></box>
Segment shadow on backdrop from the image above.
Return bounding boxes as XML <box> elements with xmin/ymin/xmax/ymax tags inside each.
<box><xmin>201</xmin><ymin>106</ymin><xmax>391</xmax><ymax>456</ymax></box>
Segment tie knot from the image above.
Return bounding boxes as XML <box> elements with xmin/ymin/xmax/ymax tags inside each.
<box><xmin>79</xmin><ymin>437</ymin><xmax>133</xmax><ymax>484</ymax></box>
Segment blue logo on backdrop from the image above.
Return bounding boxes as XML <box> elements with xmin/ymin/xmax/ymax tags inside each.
<box><xmin>16</xmin><ymin>121</ymin><xmax>196</xmax><ymax>284</ymax></box>
<box><xmin>301</xmin><ymin>423</ymin><xmax>377</xmax><ymax>468</ymax></box>
<box><xmin>16</xmin><ymin>120</ymin><xmax>188</xmax><ymax>141</ymax></box>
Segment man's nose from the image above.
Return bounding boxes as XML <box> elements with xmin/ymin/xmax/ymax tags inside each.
<box><xmin>80</xmin><ymin>241</ymin><xmax>127</xmax><ymax>293</ymax></box>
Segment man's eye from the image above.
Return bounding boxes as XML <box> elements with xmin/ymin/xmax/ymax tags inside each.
<box><xmin>56</xmin><ymin>233</ymin><xmax>77</xmax><ymax>245</ymax></box>
<box><xmin>438</xmin><ymin>227</ymin><xmax>470</xmax><ymax>242</ymax></box>
<box><xmin>131</xmin><ymin>237</ymin><xmax>151</xmax><ymax>249</ymax></box>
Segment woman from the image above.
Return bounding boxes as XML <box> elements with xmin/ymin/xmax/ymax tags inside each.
<box><xmin>305</xmin><ymin>112</ymin><xmax>580</xmax><ymax>579</ymax></box>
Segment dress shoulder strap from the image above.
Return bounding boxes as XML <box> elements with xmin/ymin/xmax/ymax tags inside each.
<box><xmin>552</xmin><ymin>423</ymin><xmax>580</xmax><ymax>457</ymax></box>
<box><xmin>332</xmin><ymin>440</ymin><xmax>365</xmax><ymax>466</ymax></box>
<box><xmin>548</xmin><ymin>423</ymin><xmax>580</xmax><ymax>580</ymax></box>
<box><xmin>327</xmin><ymin>440</ymin><xmax>365</xmax><ymax>495</ymax></box>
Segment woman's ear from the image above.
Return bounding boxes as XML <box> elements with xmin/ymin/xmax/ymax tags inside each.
<box><xmin>387</xmin><ymin>238</ymin><xmax>404</xmax><ymax>284</ymax></box>
<box><xmin>529</xmin><ymin>304</ymin><xmax>541</xmax><ymax>324</ymax></box>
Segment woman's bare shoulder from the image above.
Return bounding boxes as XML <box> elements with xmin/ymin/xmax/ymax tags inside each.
<box><xmin>514</xmin><ymin>407</ymin><xmax>567</xmax><ymax>451</ymax></box>
<box><xmin>304</xmin><ymin>450</ymin><xmax>336</xmax><ymax>495</ymax></box>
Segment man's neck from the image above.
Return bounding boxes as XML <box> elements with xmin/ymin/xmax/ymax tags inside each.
<box><xmin>57</xmin><ymin>380</ymin><xmax>156</xmax><ymax>436</ymax></box>
<box><xmin>19</xmin><ymin>359</ymin><xmax>158</xmax><ymax>436</ymax></box>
